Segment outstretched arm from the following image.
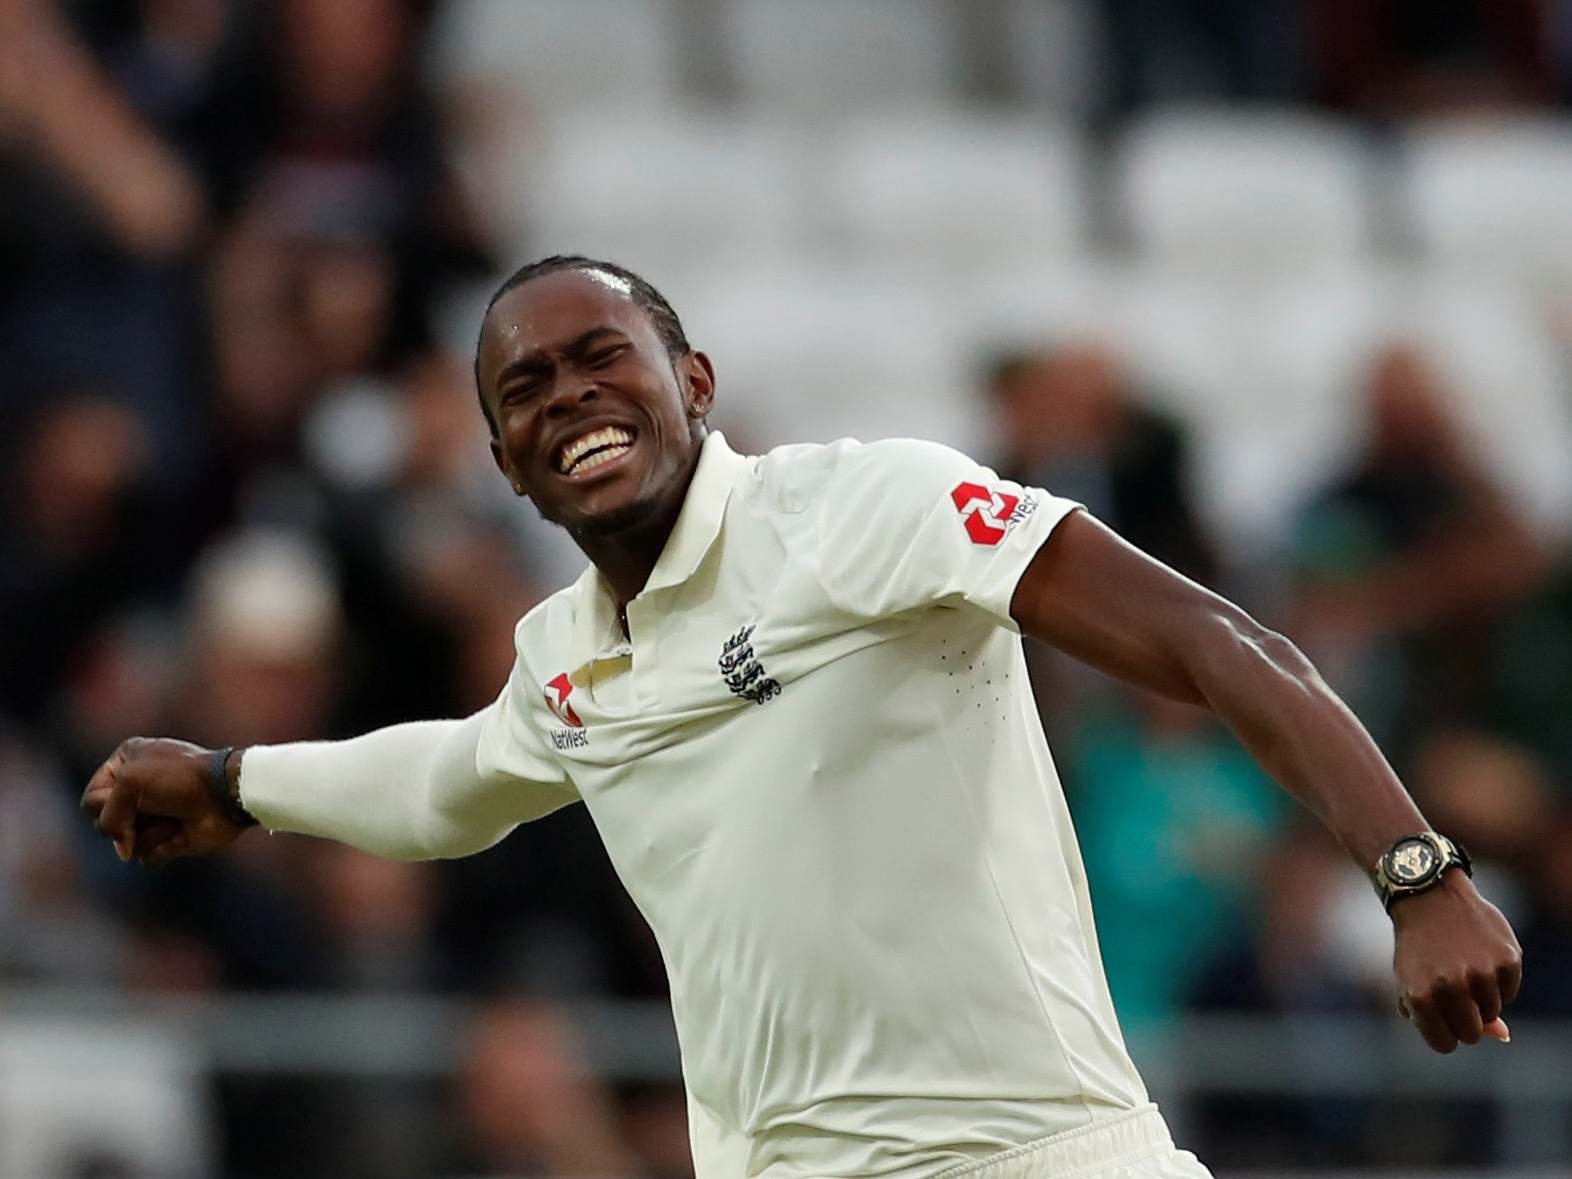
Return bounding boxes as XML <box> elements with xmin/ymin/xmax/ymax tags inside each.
<box><xmin>82</xmin><ymin>711</ymin><xmax>578</xmax><ymax>866</ymax></box>
<box><xmin>1011</xmin><ymin>509</ymin><xmax>1523</xmax><ymax>1054</ymax></box>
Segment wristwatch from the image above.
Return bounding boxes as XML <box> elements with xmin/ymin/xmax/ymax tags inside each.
<box><xmin>1372</xmin><ymin>831</ymin><xmax>1471</xmax><ymax>912</ymax></box>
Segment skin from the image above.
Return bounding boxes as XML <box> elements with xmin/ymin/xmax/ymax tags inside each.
<box><xmin>82</xmin><ymin>267</ymin><xmax>1522</xmax><ymax>1056</ymax></box>
<box><xmin>475</xmin><ymin>269</ymin><xmax>715</xmax><ymax>604</ymax></box>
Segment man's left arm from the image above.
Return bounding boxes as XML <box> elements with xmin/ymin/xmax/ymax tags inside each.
<box><xmin>1011</xmin><ymin>509</ymin><xmax>1524</xmax><ymax>1054</ymax></box>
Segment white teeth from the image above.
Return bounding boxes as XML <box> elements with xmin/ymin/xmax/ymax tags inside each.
<box><xmin>557</xmin><ymin>427</ymin><xmax>634</xmax><ymax>474</ymax></box>
<box><xmin>573</xmin><ymin>444</ymin><xmax>631</xmax><ymax>474</ymax></box>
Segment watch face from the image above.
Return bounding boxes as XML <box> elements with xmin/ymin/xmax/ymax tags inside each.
<box><xmin>1389</xmin><ymin>838</ymin><xmax>1439</xmax><ymax>884</ymax></box>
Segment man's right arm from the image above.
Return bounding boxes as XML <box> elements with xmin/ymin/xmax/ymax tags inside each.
<box><xmin>83</xmin><ymin>710</ymin><xmax>580</xmax><ymax>867</ymax></box>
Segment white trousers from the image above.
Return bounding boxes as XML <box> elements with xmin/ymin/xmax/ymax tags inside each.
<box><xmin>932</xmin><ymin>1105</ymin><xmax>1214</xmax><ymax>1179</ymax></box>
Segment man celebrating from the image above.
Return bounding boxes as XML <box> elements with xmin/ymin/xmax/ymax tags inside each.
<box><xmin>84</xmin><ymin>256</ymin><xmax>1522</xmax><ymax>1179</ymax></box>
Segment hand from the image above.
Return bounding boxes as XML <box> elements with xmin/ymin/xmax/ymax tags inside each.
<box><xmin>80</xmin><ymin>737</ymin><xmax>248</xmax><ymax>866</ymax></box>
<box><xmin>1391</xmin><ymin>869</ymin><xmax>1523</xmax><ymax>1053</ymax></box>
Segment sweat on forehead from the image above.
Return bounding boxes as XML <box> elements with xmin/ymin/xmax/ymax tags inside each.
<box><xmin>579</xmin><ymin>267</ymin><xmax>633</xmax><ymax>297</ymax></box>
<box><xmin>480</xmin><ymin>256</ymin><xmax>689</xmax><ymax>357</ymax></box>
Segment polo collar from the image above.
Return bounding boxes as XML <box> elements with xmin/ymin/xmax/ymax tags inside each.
<box><xmin>570</xmin><ymin>431</ymin><xmax>748</xmax><ymax>662</ymax></box>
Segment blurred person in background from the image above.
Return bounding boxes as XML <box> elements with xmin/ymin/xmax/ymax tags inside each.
<box><xmin>457</xmin><ymin>998</ymin><xmax>643</xmax><ymax>1178</ymax></box>
<box><xmin>980</xmin><ymin>346</ymin><xmax>1274</xmax><ymax>1049</ymax></box>
<box><xmin>982</xmin><ymin>340</ymin><xmax>1223</xmax><ymax>758</ymax></box>
<box><xmin>0</xmin><ymin>0</ymin><xmax>207</xmax><ymax>473</ymax></box>
<box><xmin>0</xmin><ymin>728</ymin><xmax>128</xmax><ymax>984</ymax></box>
<box><xmin>83</xmin><ymin>257</ymin><xmax>1524</xmax><ymax>1179</ymax></box>
<box><xmin>1288</xmin><ymin>342</ymin><xmax>1552</xmax><ymax>755</ymax></box>
<box><xmin>985</xmin><ymin>340</ymin><xmax>1220</xmax><ymax>587</ymax></box>
<box><xmin>1309</xmin><ymin>0</ymin><xmax>1555</xmax><ymax>115</ymax></box>
<box><xmin>0</xmin><ymin>398</ymin><xmax>167</xmax><ymax>728</ymax></box>
<box><xmin>1100</xmin><ymin>0</ymin><xmax>1309</xmax><ymax>115</ymax></box>
<box><xmin>1410</xmin><ymin>728</ymin><xmax>1572</xmax><ymax>1017</ymax></box>
<box><xmin>1068</xmin><ymin>688</ymin><xmax>1288</xmax><ymax>1046</ymax></box>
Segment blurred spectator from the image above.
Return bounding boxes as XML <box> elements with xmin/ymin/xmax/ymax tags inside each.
<box><xmin>1514</xmin><ymin>809</ymin><xmax>1572</xmax><ymax>1015</ymax></box>
<box><xmin>1100</xmin><ymin>0</ymin><xmax>1309</xmax><ymax>115</ymax></box>
<box><xmin>196</xmin><ymin>0</ymin><xmax>489</xmax><ymax>322</ymax></box>
<box><xmin>1069</xmin><ymin>691</ymin><xmax>1287</xmax><ymax>1041</ymax></box>
<box><xmin>0</xmin><ymin>729</ymin><xmax>127</xmax><ymax>983</ymax></box>
<box><xmin>985</xmin><ymin>339</ymin><xmax>1221</xmax><ymax>585</ymax></box>
<box><xmin>176</xmin><ymin>529</ymin><xmax>343</xmax><ymax>748</ymax></box>
<box><xmin>1310</xmin><ymin>0</ymin><xmax>1555</xmax><ymax>115</ymax></box>
<box><xmin>1410</xmin><ymin>726</ymin><xmax>1553</xmax><ymax>898</ymax></box>
<box><xmin>0</xmin><ymin>398</ymin><xmax>166</xmax><ymax>726</ymax></box>
<box><xmin>457</xmin><ymin>999</ymin><xmax>643</xmax><ymax>1177</ymax></box>
<box><xmin>620</xmin><ymin>1083</ymin><xmax>698</xmax><ymax>1179</ymax></box>
<box><xmin>0</xmin><ymin>0</ymin><xmax>208</xmax><ymax>471</ymax></box>
<box><xmin>0</xmin><ymin>0</ymin><xmax>205</xmax><ymax>259</ymax></box>
<box><xmin>1288</xmin><ymin>343</ymin><xmax>1552</xmax><ymax>752</ymax></box>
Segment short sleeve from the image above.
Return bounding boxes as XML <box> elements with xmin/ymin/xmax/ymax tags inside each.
<box><xmin>814</xmin><ymin>439</ymin><xmax>1081</xmax><ymax>627</ymax></box>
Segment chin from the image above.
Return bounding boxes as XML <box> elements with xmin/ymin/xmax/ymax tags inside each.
<box><xmin>549</xmin><ymin>490</ymin><xmax>659</xmax><ymax>538</ymax></box>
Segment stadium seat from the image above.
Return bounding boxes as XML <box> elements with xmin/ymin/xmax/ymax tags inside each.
<box><xmin>679</xmin><ymin>261</ymin><xmax>974</xmax><ymax>449</ymax></box>
<box><xmin>426</xmin><ymin>0</ymin><xmax>683</xmax><ymax>109</ymax></box>
<box><xmin>725</xmin><ymin>0</ymin><xmax>961</xmax><ymax>109</ymax></box>
<box><xmin>1397</xmin><ymin>118</ymin><xmax>1572</xmax><ymax>285</ymax></box>
<box><xmin>819</xmin><ymin>109</ymin><xmax>1089</xmax><ymax>273</ymax></box>
<box><xmin>519</xmin><ymin>107</ymin><xmax>803</xmax><ymax>280</ymax></box>
<box><xmin>1000</xmin><ymin>0</ymin><xmax>1105</xmax><ymax>114</ymax></box>
<box><xmin>1116</xmin><ymin>109</ymin><xmax>1375</xmax><ymax>266</ymax></box>
<box><xmin>0</xmin><ymin>1021</ymin><xmax>214</xmax><ymax>1178</ymax></box>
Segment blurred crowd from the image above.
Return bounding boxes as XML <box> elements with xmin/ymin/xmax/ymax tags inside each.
<box><xmin>3</xmin><ymin>1</ymin><xmax>1572</xmax><ymax>1176</ymax></box>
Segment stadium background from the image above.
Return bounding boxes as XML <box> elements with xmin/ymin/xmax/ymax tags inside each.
<box><xmin>3</xmin><ymin>0</ymin><xmax>1572</xmax><ymax>1175</ymax></box>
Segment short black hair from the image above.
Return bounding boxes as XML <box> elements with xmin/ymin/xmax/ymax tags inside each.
<box><xmin>472</xmin><ymin>255</ymin><xmax>691</xmax><ymax>437</ymax></box>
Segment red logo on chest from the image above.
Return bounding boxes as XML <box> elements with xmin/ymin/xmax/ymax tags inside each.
<box><xmin>544</xmin><ymin>673</ymin><xmax>583</xmax><ymax>727</ymax></box>
<box><xmin>950</xmin><ymin>481</ymin><xmax>1021</xmax><ymax>546</ymax></box>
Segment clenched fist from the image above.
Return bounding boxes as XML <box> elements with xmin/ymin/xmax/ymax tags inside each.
<box><xmin>1391</xmin><ymin>869</ymin><xmax>1523</xmax><ymax>1053</ymax></box>
<box><xmin>80</xmin><ymin>737</ymin><xmax>250</xmax><ymax>866</ymax></box>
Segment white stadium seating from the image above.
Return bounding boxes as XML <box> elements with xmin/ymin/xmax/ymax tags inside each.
<box><xmin>1116</xmin><ymin>110</ymin><xmax>1376</xmax><ymax>266</ymax></box>
<box><xmin>427</xmin><ymin>0</ymin><xmax>683</xmax><ymax>109</ymax></box>
<box><xmin>1397</xmin><ymin>118</ymin><xmax>1572</xmax><ymax>285</ymax></box>
<box><xmin>520</xmin><ymin>107</ymin><xmax>804</xmax><ymax>283</ymax></box>
<box><xmin>818</xmin><ymin>109</ymin><xmax>1088</xmax><ymax>273</ymax></box>
<box><xmin>725</xmin><ymin>0</ymin><xmax>960</xmax><ymax>109</ymax></box>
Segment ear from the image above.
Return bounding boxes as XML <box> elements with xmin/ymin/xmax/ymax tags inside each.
<box><xmin>683</xmin><ymin>351</ymin><xmax>716</xmax><ymax>420</ymax></box>
<box><xmin>491</xmin><ymin>438</ymin><xmax>527</xmax><ymax>497</ymax></box>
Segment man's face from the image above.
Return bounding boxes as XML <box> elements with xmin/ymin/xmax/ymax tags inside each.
<box><xmin>476</xmin><ymin>269</ymin><xmax>714</xmax><ymax>534</ymax></box>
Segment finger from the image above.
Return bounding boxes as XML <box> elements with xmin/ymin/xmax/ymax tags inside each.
<box><xmin>144</xmin><ymin>830</ymin><xmax>191</xmax><ymax>869</ymax></box>
<box><xmin>133</xmin><ymin>817</ymin><xmax>183</xmax><ymax>862</ymax></box>
<box><xmin>96</xmin><ymin>771</ymin><xmax>143</xmax><ymax>863</ymax></box>
<box><xmin>1438</xmin><ymin>981</ymin><xmax>1484</xmax><ymax>1046</ymax></box>
<box><xmin>1483</xmin><ymin>1017</ymin><xmax>1511</xmax><ymax>1043</ymax></box>
<box><xmin>79</xmin><ymin>753</ymin><xmax>120</xmax><ymax>821</ymax></box>
<box><xmin>1499</xmin><ymin>954</ymin><xmax>1523</xmax><ymax>1006</ymax></box>
<box><xmin>1470</xmin><ymin>969</ymin><xmax>1502</xmax><ymax>1026</ymax></box>
<box><xmin>1407</xmin><ymin>997</ymin><xmax>1459</xmax><ymax>1054</ymax></box>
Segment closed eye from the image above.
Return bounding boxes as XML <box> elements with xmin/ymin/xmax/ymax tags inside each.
<box><xmin>586</xmin><ymin>345</ymin><xmax>627</xmax><ymax>369</ymax></box>
<box><xmin>499</xmin><ymin>376</ymin><xmax>546</xmax><ymax>404</ymax></box>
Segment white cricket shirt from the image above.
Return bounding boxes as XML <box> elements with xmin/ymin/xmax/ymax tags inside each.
<box><xmin>241</xmin><ymin>432</ymin><xmax>1154</xmax><ymax>1178</ymax></box>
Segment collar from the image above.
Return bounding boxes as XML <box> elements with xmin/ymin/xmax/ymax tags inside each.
<box><xmin>569</xmin><ymin>430</ymin><xmax>749</xmax><ymax>664</ymax></box>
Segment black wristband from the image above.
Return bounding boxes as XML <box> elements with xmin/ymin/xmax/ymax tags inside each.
<box><xmin>206</xmin><ymin>746</ymin><xmax>258</xmax><ymax>828</ymax></box>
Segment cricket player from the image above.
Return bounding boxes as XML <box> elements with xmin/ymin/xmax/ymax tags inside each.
<box><xmin>83</xmin><ymin>256</ymin><xmax>1523</xmax><ymax>1179</ymax></box>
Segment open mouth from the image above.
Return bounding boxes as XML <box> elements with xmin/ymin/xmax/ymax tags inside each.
<box><xmin>556</xmin><ymin>426</ymin><xmax>636</xmax><ymax>478</ymax></box>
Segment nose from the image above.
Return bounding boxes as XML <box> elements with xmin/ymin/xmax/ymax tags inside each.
<box><xmin>544</xmin><ymin>376</ymin><xmax>598</xmax><ymax>418</ymax></box>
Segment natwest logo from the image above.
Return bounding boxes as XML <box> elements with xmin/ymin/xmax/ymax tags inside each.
<box><xmin>950</xmin><ymin>481</ymin><xmax>1024</xmax><ymax>546</ymax></box>
<box><xmin>543</xmin><ymin>673</ymin><xmax>583</xmax><ymax>728</ymax></box>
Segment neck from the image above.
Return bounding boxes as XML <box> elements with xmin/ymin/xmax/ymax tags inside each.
<box><xmin>571</xmin><ymin>441</ymin><xmax>704</xmax><ymax>606</ymax></box>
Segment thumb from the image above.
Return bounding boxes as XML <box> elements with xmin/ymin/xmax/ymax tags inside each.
<box><xmin>1483</xmin><ymin>1017</ymin><xmax>1511</xmax><ymax>1043</ymax></box>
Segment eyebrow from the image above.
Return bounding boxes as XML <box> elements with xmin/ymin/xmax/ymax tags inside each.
<box><xmin>493</xmin><ymin>326</ymin><xmax>628</xmax><ymax>389</ymax></box>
